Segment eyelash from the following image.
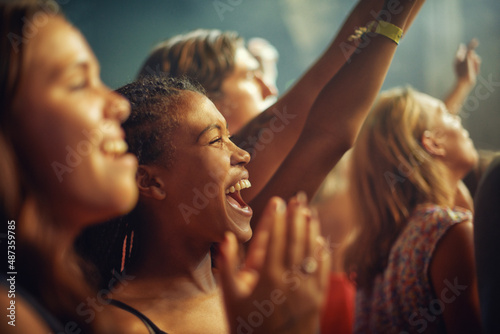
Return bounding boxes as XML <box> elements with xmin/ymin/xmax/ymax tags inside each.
<box><xmin>209</xmin><ymin>137</ymin><xmax>222</xmax><ymax>145</ymax></box>
<box><xmin>69</xmin><ymin>79</ymin><xmax>89</xmax><ymax>91</ymax></box>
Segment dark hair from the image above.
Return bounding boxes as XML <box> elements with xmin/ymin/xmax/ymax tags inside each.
<box><xmin>76</xmin><ymin>75</ymin><xmax>205</xmax><ymax>285</ymax></box>
<box><xmin>118</xmin><ymin>74</ymin><xmax>205</xmax><ymax>167</ymax></box>
<box><xmin>0</xmin><ymin>1</ymin><xmax>100</xmax><ymax>332</ymax></box>
<box><xmin>137</xmin><ymin>29</ymin><xmax>242</xmax><ymax>100</ymax></box>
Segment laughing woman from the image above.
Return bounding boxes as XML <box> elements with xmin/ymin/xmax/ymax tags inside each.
<box><xmin>76</xmin><ymin>75</ymin><xmax>329</xmax><ymax>334</ymax></box>
<box><xmin>0</xmin><ymin>1</ymin><xmax>138</xmax><ymax>332</ymax></box>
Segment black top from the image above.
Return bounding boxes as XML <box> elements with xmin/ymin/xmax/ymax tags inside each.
<box><xmin>109</xmin><ymin>299</ymin><xmax>168</xmax><ymax>334</ymax></box>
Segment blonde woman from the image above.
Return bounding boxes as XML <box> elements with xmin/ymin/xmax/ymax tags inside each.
<box><xmin>344</xmin><ymin>87</ymin><xmax>481</xmax><ymax>333</ymax></box>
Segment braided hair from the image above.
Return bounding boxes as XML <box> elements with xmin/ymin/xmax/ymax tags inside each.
<box><xmin>76</xmin><ymin>75</ymin><xmax>206</xmax><ymax>286</ymax></box>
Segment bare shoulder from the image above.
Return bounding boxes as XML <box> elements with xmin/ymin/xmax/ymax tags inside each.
<box><xmin>431</xmin><ymin>221</ymin><xmax>474</xmax><ymax>283</ymax></box>
<box><xmin>100</xmin><ymin>302</ymin><xmax>152</xmax><ymax>334</ymax></box>
<box><xmin>429</xmin><ymin>221</ymin><xmax>481</xmax><ymax>333</ymax></box>
<box><xmin>0</xmin><ymin>285</ymin><xmax>50</xmax><ymax>333</ymax></box>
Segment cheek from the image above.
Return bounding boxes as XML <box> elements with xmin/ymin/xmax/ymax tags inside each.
<box><xmin>228</xmin><ymin>82</ymin><xmax>260</xmax><ymax>106</ymax></box>
<box><xmin>61</xmin><ymin>150</ymin><xmax>138</xmax><ymax>220</ymax></box>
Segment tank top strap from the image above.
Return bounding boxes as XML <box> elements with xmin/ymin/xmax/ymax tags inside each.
<box><xmin>109</xmin><ymin>298</ymin><xmax>168</xmax><ymax>334</ymax></box>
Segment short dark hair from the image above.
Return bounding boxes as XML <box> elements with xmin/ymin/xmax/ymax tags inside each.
<box><xmin>117</xmin><ymin>75</ymin><xmax>205</xmax><ymax>167</ymax></box>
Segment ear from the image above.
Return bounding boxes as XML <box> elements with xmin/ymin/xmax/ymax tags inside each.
<box><xmin>421</xmin><ymin>130</ymin><xmax>446</xmax><ymax>157</ymax></box>
<box><xmin>136</xmin><ymin>165</ymin><xmax>166</xmax><ymax>200</ymax></box>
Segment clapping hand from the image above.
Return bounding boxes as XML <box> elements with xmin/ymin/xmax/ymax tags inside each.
<box><xmin>218</xmin><ymin>193</ymin><xmax>330</xmax><ymax>334</ymax></box>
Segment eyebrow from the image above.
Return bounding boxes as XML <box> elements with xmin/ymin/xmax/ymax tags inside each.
<box><xmin>49</xmin><ymin>57</ymin><xmax>99</xmax><ymax>81</ymax></box>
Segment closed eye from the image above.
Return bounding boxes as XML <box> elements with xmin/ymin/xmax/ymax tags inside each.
<box><xmin>209</xmin><ymin>137</ymin><xmax>222</xmax><ymax>145</ymax></box>
<box><xmin>69</xmin><ymin>79</ymin><xmax>88</xmax><ymax>91</ymax></box>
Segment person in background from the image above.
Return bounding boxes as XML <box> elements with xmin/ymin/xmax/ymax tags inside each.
<box><xmin>344</xmin><ymin>86</ymin><xmax>481</xmax><ymax>333</ymax></box>
<box><xmin>137</xmin><ymin>0</ymin><xmax>424</xmax><ymax>206</ymax></box>
<box><xmin>247</xmin><ymin>36</ymin><xmax>279</xmax><ymax>110</ymax></box>
<box><xmin>311</xmin><ymin>151</ymin><xmax>356</xmax><ymax>334</ymax></box>
<box><xmin>311</xmin><ymin>38</ymin><xmax>481</xmax><ymax>333</ymax></box>
<box><xmin>474</xmin><ymin>156</ymin><xmax>500</xmax><ymax>334</ymax></box>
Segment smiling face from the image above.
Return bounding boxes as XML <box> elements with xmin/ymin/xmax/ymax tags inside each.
<box><xmin>419</xmin><ymin>92</ymin><xmax>478</xmax><ymax>178</ymax></box>
<box><xmin>11</xmin><ymin>16</ymin><xmax>138</xmax><ymax>228</ymax></box>
<box><xmin>160</xmin><ymin>90</ymin><xmax>253</xmax><ymax>242</ymax></box>
<box><xmin>215</xmin><ymin>46</ymin><xmax>277</xmax><ymax>133</ymax></box>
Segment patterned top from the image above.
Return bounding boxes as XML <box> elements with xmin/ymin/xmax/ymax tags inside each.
<box><xmin>354</xmin><ymin>203</ymin><xmax>472</xmax><ymax>334</ymax></box>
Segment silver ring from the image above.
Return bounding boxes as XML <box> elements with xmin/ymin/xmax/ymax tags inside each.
<box><xmin>300</xmin><ymin>257</ymin><xmax>318</xmax><ymax>274</ymax></box>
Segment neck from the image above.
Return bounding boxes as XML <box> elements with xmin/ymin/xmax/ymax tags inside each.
<box><xmin>124</xmin><ymin>209</ymin><xmax>218</xmax><ymax>299</ymax></box>
<box><xmin>441</xmin><ymin>163</ymin><xmax>466</xmax><ymax>207</ymax></box>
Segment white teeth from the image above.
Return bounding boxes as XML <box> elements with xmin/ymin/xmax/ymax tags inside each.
<box><xmin>225</xmin><ymin>180</ymin><xmax>252</xmax><ymax>194</ymax></box>
<box><xmin>103</xmin><ymin>140</ymin><xmax>128</xmax><ymax>155</ymax></box>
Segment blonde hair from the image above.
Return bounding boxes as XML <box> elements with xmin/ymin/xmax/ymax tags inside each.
<box><xmin>344</xmin><ymin>87</ymin><xmax>454</xmax><ymax>290</ymax></box>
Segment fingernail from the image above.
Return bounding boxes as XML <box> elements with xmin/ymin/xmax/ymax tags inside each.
<box><xmin>275</xmin><ymin>198</ymin><xmax>286</xmax><ymax>213</ymax></box>
<box><xmin>296</xmin><ymin>191</ymin><xmax>307</xmax><ymax>205</ymax></box>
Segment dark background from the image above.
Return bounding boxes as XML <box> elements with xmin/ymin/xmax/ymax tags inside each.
<box><xmin>63</xmin><ymin>0</ymin><xmax>500</xmax><ymax>151</ymax></box>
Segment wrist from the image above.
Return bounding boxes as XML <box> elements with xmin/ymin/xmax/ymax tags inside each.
<box><xmin>348</xmin><ymin>20</ymin><xmax>403</xmax><ymax>45</ymax></box>
<box><xmin>456</xmin><ymin>77</ymin><xmax>476</xmax><ymax>89</ymax></box>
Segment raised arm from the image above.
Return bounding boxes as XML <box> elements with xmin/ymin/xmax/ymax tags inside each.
<box><xmin>234</xmin><ymin>0</ymin><xmax>386</xmax><ymax>201</ymax></box>
<box><xmin>444</xmin><ymin>39</ymin><xmax>481</xmax><ymax>114</ymax></box>
<box><xmin>248</xmin><ymin>0</ymin><xmax>425</xmax><ymax>224</ymax></box>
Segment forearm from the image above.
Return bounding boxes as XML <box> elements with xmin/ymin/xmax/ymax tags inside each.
<box><xmin>249</xmin><ymin>0</ymin><xmax>422</xmax><ymax>223</ymax></box>
<box><xmin>444</xmin><ymin>79</ymin><xmax>475</xmax><ymax>114</ymax></box>
<box><xmin>249</xmin><ymin>132</ymin><xmax>343</xmax><ymax>224</ymax></box>
<box><xmin>237</xmin><ymin>0</ymin><xmax>385</xmax><ymax>201</ymax></box>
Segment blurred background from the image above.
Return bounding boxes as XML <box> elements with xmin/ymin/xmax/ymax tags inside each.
<box><xmin>64</xmin><ymin>0</ymin><xmax>500</xmax><ymax>150</ymax></box>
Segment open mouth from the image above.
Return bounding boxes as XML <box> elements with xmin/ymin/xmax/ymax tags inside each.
<box><xmin>225</xmin><ymin>179</ymin><xmax>251</xmax><ymax>210</ymax></box>
<box><xmin>102</xmin><ymin>139</ymin><xmax>128</xmax><ymax>157</ymax></box>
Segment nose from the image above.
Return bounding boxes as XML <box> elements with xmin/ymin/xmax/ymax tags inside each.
<box><xmin>105</xmin><ymin>90</ymin><xmax>131</xmax><ymax>122</ymax></box>
<box><xmin>255</xmin><ymin>72</ymin><xmax>278</xmax><ymax>100</ymax></box>
<box><xmin>229</xmin><ymin>140</ymin><xmax>251</xmax><ymax>166</ymax></box>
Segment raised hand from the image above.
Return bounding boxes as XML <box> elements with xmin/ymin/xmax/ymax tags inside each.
<box><xmin>445</xmin><ymin>39</ymin><xmax>482</xmax><ymax>114</ymax></box>
<box><xmin>218</xmin><ymin>193</ymin><xmax>330</xmax><ymax>334</ymax></box>
<box><xmin>454</xmin><ymin>39</ymin><xmax>481</xmax><ymax>87</ymax></box>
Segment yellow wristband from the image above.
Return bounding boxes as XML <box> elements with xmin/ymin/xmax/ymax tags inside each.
<box><xmin>374</xmin><ymin>20</ymin><xmax>403</xmax><ymax>45</ymax></box>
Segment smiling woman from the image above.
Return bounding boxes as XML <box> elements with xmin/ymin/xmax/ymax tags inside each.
<box><xmin>76</xmin><ymin>75</ymin><xmax>252</xmax><ymax>333</ymax></box>
<box><xmin>0</xmin><ymin>0</ymin><xmax>138</xmax><ymax>333</ymax></box>
<box><xmin>75</xmin><ymin>75</ymin><xmax>329</xmax><ymax>334</ymax></box>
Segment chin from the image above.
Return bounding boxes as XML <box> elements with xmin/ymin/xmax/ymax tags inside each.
<box><xmin>109</xmin><ymin>186</ymin><xmax>139</xmax><ymax>217</ymax></box>
<box><xmin>234</xmin><ymin>226</ymin><xmax>253</xmax><ymax>243</ymax></box>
